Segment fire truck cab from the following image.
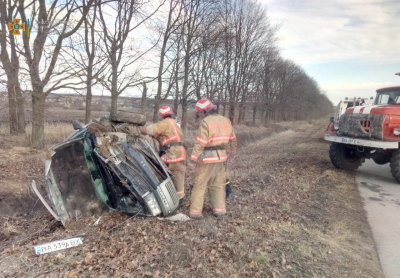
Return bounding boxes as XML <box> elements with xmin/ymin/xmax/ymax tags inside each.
<box><xmin>325</xmin><ymin>85</ymin><xmax>400</xmax><ymax>183</ymax></box>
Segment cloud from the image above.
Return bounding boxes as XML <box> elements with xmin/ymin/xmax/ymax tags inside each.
<box><xmin>261</xmin><ymin>0</ymin><xmax>400</xmax><ymax>66</ymax></box>
<box><xmin>324</xmin><ymin>81</ymin><xmax>399</xmax><ymax>104</ymax></box>
<box><xmin>259</xmin><ymin>0</ymin><xmax>400</xmax><ymax>105</ymax></box>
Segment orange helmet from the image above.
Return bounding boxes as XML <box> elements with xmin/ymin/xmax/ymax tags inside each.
<box><xmin>195</xmin><ymin>99</ymin><xmax>214</xmax><ymax>112</ymax></box>
<box><xmin>158</xmin><ymin>106</ymin><xmax>174</xmax><ymax>118</ymax></box>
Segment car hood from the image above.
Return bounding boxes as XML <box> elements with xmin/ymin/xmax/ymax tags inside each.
<box><xmin>45</xmin><ymin>136</ymin><xmax>110</xmax><ymax>226</ymax></box>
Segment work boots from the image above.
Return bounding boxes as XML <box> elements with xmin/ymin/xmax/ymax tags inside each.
<box><xmin>185</xmin><ymin>212</ymin><xmax>203</xmax><ymax>220</ymax></box>
<box><xmin>226</xmin><ymin>181</ymin><xmax>234</xmax><ymax>200</ymax></box>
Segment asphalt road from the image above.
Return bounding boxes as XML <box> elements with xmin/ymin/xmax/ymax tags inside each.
<box><xmin>356</xmin><ymin>160</ymin><xmax>400</xmax><ymax>278</ymax></box>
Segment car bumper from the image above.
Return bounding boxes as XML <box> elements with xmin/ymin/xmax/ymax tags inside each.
<box><xmin>324</xmin><ymin>134</ymin><xmax>399</xmax><ymax>149</ymax></box>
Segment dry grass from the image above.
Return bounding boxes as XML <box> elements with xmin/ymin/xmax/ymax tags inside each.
<box><xmin>0</xmin><ymin>113</ymin><xmax>296</xmax><ymax>148</ymax></box>
<box><xmin>0</xmin><ymin>118</ymin><xmax>383</xmax><ymax>277</ymax></box>
<box><xmin>0</xmin><ymin>122</ymin><xmax>74</xmax><ymax>146</ymax></box>
<box><xmin>1</xmin><ymin>218</ymin><xmax>20</xmax><ymax>235</ymax></box>
<box><xmin>40</xmin><ymin>122</ymin><xmax>75</xmax><ymax>144</ymax></box>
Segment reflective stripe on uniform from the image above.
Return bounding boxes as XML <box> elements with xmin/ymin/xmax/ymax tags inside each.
<box><xmin>168</xmin><ymin>118</ymin><xmax>181</xmax><ymax>141</ymax></box>
<box><xmin>162</xmin><ymin>146</ymin><xmax>186</xmax><ymax>163</ymax></box>
<box><xmin>190</xmin><ymin>153</ymin><xmax>199</xmax><ymax>161</ymax></box>
<box><xmin>196</xmin><ymin>136</ymin><xmax>208</xmax><ymax>145</ymax></box>
<box><xmin>176</xmin><ymin>190</ymin><xmax>184</xmax><ymax>196</ymax></box>
<box><xmin>229</xmin><ymin>134</ymin><xmax>236</xmax><ymax>140</ymax></box>
<box><xmin>190</xmin><ymin>209</ymin><xmax>202</xmax><ymax>216</ymax></box>
<box><xmin>209</xmin><ymin>136</ymin><xmax>230</xmax><ymax>142</ymax></box>
<box><xmin>213</xmin><ymin>207</ymin><xmax>226</xmax><ymax>213</ymax></box>
<box><xmin>202</xmin><ymin>155</ymin><xmax>228</xmax><ymax>162</ymax></box>
<box><xmin>159</xmin><ymin>118</ymin><xmax>181</xmax><ymax>146</ymax></box>
<box><xmin>161</xmin><ymin>135</ymin><xmax>178</xmax><ymax>145</ymax></box>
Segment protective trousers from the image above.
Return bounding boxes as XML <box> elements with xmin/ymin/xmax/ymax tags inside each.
<box><xmin>190</xmin><ymin>162</ymin><xmax>226</xmax><ymax>217</ymax></box>
<box><xmin>168</xmin><ymin>161</ymin><xmax>185</xmax><ymax>199</ymax></box>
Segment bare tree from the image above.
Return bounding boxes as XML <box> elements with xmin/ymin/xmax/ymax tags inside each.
<box><xmin>177</xmin><ymin>0</ymin><xmax>219</xmax><ymax>130</ymax></box>
<box><xmin>0</xmin><ymin>1</ymin><xmax>25</xmax><ymax>134</ymax></box>
<box><xmin>153</xmin><ymin>0</ymin><xmax>183</xmax><ymax>122</ymax></box>
<box><xmin>97</xmin><ymin>0</ymin><xmax>164</xmax><ymax>113</ymax></box>
<box><xmin>140</xmin><ymin>82</ymin><xmax>147</xmax><ymax>114</ymax></box>
<box><xmin>63</xmin><ymin>0</ymin><xmax>108</xmax><ymax>123</ymax></box>
<box><xmin>17</xmin><ymin>0</ymin><xmax>94</xmax><ymax>148</ymax></box>
<box><xmin>82</xmin><ymin>0</ymin><xmax>105</xmax><ymax>123</ymax></box>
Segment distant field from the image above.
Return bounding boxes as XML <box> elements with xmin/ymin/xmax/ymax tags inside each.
<box><xmin>44</xmin><ymin>109</ymin><xmax>110</xmax><ymax>123</ymax></box>
<box><xmin>0</xmin><ymin>100</ymin><xmax>259</xmax><ymax>125</ymax></box>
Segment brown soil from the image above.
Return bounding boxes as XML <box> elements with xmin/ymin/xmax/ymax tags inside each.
<box><xmin>0</xmin><ymin>120</ymin><xmax>383</xmax><ymax>277</ymax></box>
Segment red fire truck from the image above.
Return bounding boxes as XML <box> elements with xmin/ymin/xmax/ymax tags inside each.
<box><xmin>325</xmin><ymin>75</ymin><xmax>400</xmax><ymax>183</ymax></box>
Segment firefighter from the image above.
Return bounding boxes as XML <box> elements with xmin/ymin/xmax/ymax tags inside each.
<box><xmin>188</xmin><ymin>99</ymin><xmax>237</xmax><ymax>218</ymax></box>
<box><xmin>142</xmin><ymin>106</ymin><xmax>186</xmax><ymax>205</ymax></box>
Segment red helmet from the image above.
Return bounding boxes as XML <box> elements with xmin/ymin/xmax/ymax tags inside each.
<box><xmin>195</xmin><ymin>99</ymin><xmax>214</xmax><ymax>112</ymax></box>
<box><xmin>158</xmin><ymin>106</ymin><xmax>174</xmax><ymax>118</ymax></box>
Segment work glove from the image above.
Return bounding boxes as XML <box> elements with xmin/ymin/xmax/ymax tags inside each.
<box><xmin>187</xmin><ymin>161</ymin><xmax>197</xmax><ymax>174</ymax></box>
<box><xmin>128</xmin><ymin>125</ymin><xmax>144</xmax><ymax>136</ymax></box>
<box><xmin>228</xmin><ymin>153</ymin><xmax>236</xmax><ymax>162</ymax></box>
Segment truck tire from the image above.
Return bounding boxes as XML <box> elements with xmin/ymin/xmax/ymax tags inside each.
<box><xmin>329</xmin><ymin>142</ymin><xmax>364</xmax><ymax>170</ymax></box>
<box><xmin>390</xmin><ymin>150</ymin><xmax>400</xmax><ymax>183</ymax></box>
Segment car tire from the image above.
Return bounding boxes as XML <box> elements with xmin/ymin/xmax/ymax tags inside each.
<box><xmin>329</xmin><ymin>142</ymin><xmax>364</xmax><ymax>170</ymax></box>
<box><xmin>390</xmin><ymin>150</ymin><xmax>400</xmax><ymax>183</ymax></box>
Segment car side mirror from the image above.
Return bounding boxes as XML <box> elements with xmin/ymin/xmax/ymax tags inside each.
<box><xmin>330</xmin><ymin>117</ymin><xmax>334</xmax><ymax>123</ymax></box>
<box><xmin>72</xmin><ymin>120</ymin><xmax>83</xmax><ymax>130</ymax></box>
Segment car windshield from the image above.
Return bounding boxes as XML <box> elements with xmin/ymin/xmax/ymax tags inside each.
<box><xmin>374</xmin><ymin>90</ymin><xmax>400</xmax><ymax>105</ymax></box>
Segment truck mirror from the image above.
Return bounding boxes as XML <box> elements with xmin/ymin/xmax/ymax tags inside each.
<box><xmin>330</xmin><ymin>117</ymin><xmax>334</xmax><ymax>122</ymax></box>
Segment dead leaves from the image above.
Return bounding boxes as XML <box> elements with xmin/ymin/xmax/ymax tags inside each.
<box><xmin>0</xmin><ymin>121</ymin><xmax>382</xmax><ymax>278</ymax></box>
<box><xmin>84</xmin><ymin>252</ymin><xmax>93</xmax><ymax>265</ymax></box>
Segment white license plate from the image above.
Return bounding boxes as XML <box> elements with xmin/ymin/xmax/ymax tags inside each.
<box><xmin>34</xmin><ymin>237</ymin><xmax>84</xmax><ymax>255</ymax></box>
<box><xmin>341</xmin><ymin>138</ymin><xmax>361</xmax><ymax>145</ymax></box>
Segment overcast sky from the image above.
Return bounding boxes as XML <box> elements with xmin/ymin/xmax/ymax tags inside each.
<box><xmin>260</xmin><ymin>0</ymin><xmax>400</xmax><ymax>105</ymax></box>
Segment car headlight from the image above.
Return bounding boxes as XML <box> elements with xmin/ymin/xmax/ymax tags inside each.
<box><xmin>393</xmin><ymin>127</ymin><xmax>400</xmax><ymax>136</ymax></box>
<box><xmin>143</xmin><ymin>193</ymin><xmax>161</xmax><ymax>216</ymax></box>
<box><xmin>334</xmin><ymin>122</ymin><xmax>339</xmax><ymax>130</ymax></box>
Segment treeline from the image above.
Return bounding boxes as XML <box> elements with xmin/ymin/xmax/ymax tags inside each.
<box><xmin>0</xmin><ymin>0</ymin><xmax>332</xmax><ymax>148</ymax></box>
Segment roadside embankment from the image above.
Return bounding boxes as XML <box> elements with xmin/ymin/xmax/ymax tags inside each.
<box><xmin>0</xmin><ymin>119</ymin><xmax>383</xmax><ymax>277</ymax></box>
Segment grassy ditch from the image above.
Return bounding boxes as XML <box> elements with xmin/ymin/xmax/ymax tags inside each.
<box><xmin>0</xmin><ymin>119</ymin><xmax>383</xmax><ymax>277</ymax></box>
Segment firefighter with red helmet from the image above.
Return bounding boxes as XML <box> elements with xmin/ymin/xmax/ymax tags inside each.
<box><xmin>142</xmin><ymin>106</ymin><xmax>186</xmax><ymax>205</ymax></box>
<box><xmin>189</xmin><ymin>99</ymin><xmax>237</xmax><ymax>218</ymax></box>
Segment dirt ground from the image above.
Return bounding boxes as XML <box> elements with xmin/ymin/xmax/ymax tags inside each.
<box><xmin>0</xmin><ymin>120</ymin><xmax>383</xmax><ymax>278</ymax></box>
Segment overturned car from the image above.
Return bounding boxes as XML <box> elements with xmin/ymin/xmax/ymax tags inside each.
<box><xmin>33</xmin><ymin>110</ymin><xmax>180</xmax><ymax>227</ymax></box>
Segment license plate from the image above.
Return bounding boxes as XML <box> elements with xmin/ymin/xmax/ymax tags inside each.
<box><xmin>341</xmin><ymin>138</ymin><xmax>361</xmax><ymax>145</ymax></box>
<box><xmin>34</xmin><ymin>237</ymin><xmax>84</xmax><ymax>255</ymax></box>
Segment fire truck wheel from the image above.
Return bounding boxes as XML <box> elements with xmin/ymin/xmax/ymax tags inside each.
<box><xmin>390</xmin><ymin>150</ymin><xmax>400</xmax><ymax>183</ymax></box>
<box><xmin>329</xmin><ymin>143</ymin><xmax>364</xmax><ymax>170</ymax></box>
